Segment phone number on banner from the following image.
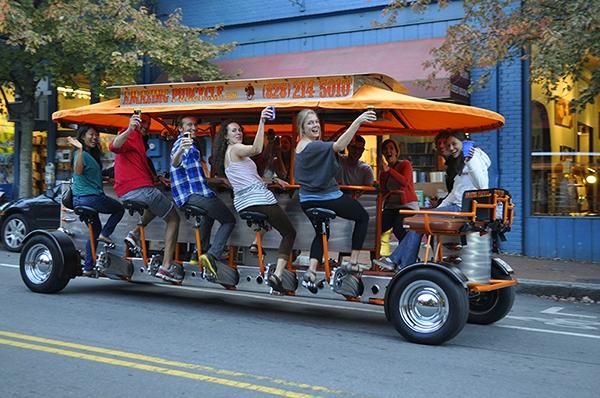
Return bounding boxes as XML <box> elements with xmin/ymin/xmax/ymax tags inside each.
<box><xmin>261</xmin><ymin>77</ymin><xmax>353</xmax><ymax>100</ymax></box>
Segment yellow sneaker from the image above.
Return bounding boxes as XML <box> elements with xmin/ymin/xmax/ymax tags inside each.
<box><xmin>200</xmin><ymin>253</ymin><xmax>217</xmax><ymax>277</ymax></box>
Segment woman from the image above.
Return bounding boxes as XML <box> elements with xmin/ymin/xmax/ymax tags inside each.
<box><xmin>379</xmin><ymin>139</ymin><xmax>419</xmax><ymax>244</ymax></box>
<box><xmin>374</xmin><ymin>131</ymin><xmax>490</xmax><ymax>270</ymax></box>
<box><xmin>69</xmin><ymin>125</ymin><xmax>124</xmax><ymax>276</ymax></box>
<box><xmin>294</xmin><ymin>109</ymin><xmax>376</xmax><ymax>288</ymax></box>
<box><xmin>213</xmin><ymin>107</ymin><xmax>296</xmax><ymax>293</ymax></box>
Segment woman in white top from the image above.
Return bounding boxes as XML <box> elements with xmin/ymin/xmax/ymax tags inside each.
<box><xmin>374</xmin><ymin>131</ymin><xmax>490</xmax><ymax>270</ymax></box>
<box><xmin>213</xmin><ymin>107</ymin><xmax>296</xmax><ymax>293</ymax></box>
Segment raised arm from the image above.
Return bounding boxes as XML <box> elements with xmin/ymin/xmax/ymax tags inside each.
<box><xmin>111</xmin><ymin>115</ymin><xmax>139</xmax><ymax>150</ymax></box>
<box><xmin>171</xmin><ymin>137</ymin><xmax>193</xmax><ymax>168</ymax></box>
<box><xmin>332</xmin><ymin>110</ymin><xmax>376</xmax><ymax>153</ymax></box>
<box><xmin>67</xmin><ymin>137</ymin><xmax>84</xmax><ymax>175</ymax></box>
<box><xmin>230</xmin><ymin>107</ymin><xmax>272</xmax><ymax>159</ymax></box>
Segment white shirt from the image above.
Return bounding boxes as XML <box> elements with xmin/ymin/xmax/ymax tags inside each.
<box><xmin>439</xmin><ymin>148</ymin><xmax>490</xmax><ymax>208</ymax></box>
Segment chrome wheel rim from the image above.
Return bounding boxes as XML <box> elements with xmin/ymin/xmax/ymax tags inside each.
<box><xmin>23</xmin><ymin>243</ymin><xmax>53</xmax><ymax>284</ymax></box>
<box><xmin>399</xmin><ymin>280</ymin><xmax>449</xmax><ymax>334</ymax></box>
<box><xmin>5</xmin><ymin>218</ymin><xmax>26</xmax><ymax>249</ymax></box>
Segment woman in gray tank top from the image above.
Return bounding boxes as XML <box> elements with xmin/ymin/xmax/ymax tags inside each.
<box><xmin>294</xmin><ymin>108</ymin><xmax>376</xmax><ymax>289</ymax></box>
<box><xmin>213</xmin><ymin>107</ymin><xmax>296</xmax><ymax>293</ymax></box>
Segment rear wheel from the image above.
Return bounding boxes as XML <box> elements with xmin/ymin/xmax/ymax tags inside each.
<box><xmin>468</xmin><ymin>264</ymin><xmax>516</xmax><ymax>325</ymax></box>
<box><xmin>2</xmin><ymin>214</ymin><xmax>28</xmax><ymax>252</ymax></box>
<box><xmin>387</xmin><ymin>268</ymin><xmax>468</xmax><ymax>345</ymax></box>
<box><xmin>20</xmin><ymin>234</ymin><xmax>70</xmax><ymax>293</ymax></box>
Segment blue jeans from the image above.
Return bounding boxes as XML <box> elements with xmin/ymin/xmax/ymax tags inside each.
<box><xmin>74</xmin><ymin>194</ymin><xmax>125</xmax><ymax>270</ymax></box>
<box><xmin>187</xmin><ymin>194</ymin><xmax>236</xmax><ymax>259</ymax></box>
<box><xmin>388</xmin><ymin>204</ymin><xmax>461</xmax><ymax>268</ymax></box>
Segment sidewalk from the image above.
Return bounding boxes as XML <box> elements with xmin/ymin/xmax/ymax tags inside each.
<box><xmin>498</xmin><ymin>254</ymin><xmax>600</xmax><ymax>301</ymax></box>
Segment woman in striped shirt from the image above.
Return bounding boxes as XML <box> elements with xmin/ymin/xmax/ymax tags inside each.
<box><xmin>213</xmin><ymin>107</ymin><xmax>296</xmax><ymax>293</ymax></box>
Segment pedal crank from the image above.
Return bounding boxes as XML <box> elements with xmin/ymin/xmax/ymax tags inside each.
<box><xmin>330</xmin><ymin>267</ymin><xmax>364</xmax><ymax>297</ymax></box>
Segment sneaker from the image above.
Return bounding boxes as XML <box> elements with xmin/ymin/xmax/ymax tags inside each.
<box><xmin>98</xmin><ymin>234</ymin><xmax>115</xmax><ymax>246</ymax></box>
<box><xmin>156</xmin><ymin>265</ymin><xmax>184</xmax><ymax>283</ymax></box>
<box><xmin>124</xmin><ymin>232</ymin><xmax>141</xmax><ymax>254</ymax></box>
<box><xmin>301</xmin><ymin>270</ymin><xmax>318</xmax><ymax>294</ymax></box>
<box><xmin>200</xmin><ymin>253</ymin><xmax>218</xmax><ymax>277</ymax></box>
<box><xmin>124</xmin><ymin>232</ymin><xmax>139</xmax><ymax>249</ymax></box>
<box><xmin>82</xmin><ymin>268</ymin><xmax>95</xmax><ymax>277</ymax></box>
<box><xmin>341</xmin><ymin>261</ymin><xmax>371</xmax><ymax>272</ymax></box>
<box><xmin>372</xmin><ymin>257</ymin><xmax>396</xmax><ymax>271</ymax></box>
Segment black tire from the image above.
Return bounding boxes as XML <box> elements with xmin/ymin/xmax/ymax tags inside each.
<box><xmin>20</xmin><ymin>233</ymin><xmax>70</xmax><ymax>293</ymax></box>
<box><xmin>468</xmin><ymin>264</ymin><xmax>516</xmax><ymax>325</ymax></box>
<box><xmin>387</xmin><ymin>268</ymin><xmax>469</xmax><ymax>345</ymax></box>
<box><xmin>2</xmin><ymin>213</ymin><xmax>28</xmax><ymax>252</ymax></box>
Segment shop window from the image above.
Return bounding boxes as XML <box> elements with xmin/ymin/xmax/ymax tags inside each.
<box><xmin>530</xmin><ymin>85</ymin><xmax>599</xmax><ymax>216</ymax></box>
<box><xmin>393</xmin><ymin>136</ymin><xmax>447</xmax><ymax>207</ymax></box>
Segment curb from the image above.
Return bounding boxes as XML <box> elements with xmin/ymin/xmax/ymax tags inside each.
<box><xmin>516</xmin><ymin>279</ymin><xmax>600</xmax><ymax>301</ymax></box>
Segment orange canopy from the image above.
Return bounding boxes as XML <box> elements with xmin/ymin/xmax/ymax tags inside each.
<box><xmin>52</xmin><ymin>74</ymin><xmax>504</xmax><ymax>136</ymax></box>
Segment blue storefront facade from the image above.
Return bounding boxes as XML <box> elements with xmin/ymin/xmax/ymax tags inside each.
<box><xmin>155</xmin><ymin>0</ymin><xmax>599</xmax><ymax>261</ymax></box>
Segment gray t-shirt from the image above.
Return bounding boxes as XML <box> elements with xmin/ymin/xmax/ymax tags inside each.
<box><xmin>337</xmin><ymin>156</ymin><xmax>374</xmax><ymax>186</ymax></box>
<box><xmin>295</xmin><ymin>141</ymin><xmax>340</xmax><ymax>196</ymax></box>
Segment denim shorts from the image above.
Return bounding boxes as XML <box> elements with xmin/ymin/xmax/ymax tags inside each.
<box><xmin>121</xmin><ymin>186</ymin><xmax>174</xmax><ymax>219</ymax></box>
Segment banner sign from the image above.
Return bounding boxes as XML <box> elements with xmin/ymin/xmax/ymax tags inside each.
<box><xmin>119</xmin><ymin>76</ymin><xmax>355</xmax><ymax>107</ymax></box>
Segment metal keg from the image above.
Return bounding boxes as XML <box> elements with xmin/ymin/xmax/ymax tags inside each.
<box><xmin>441</xmin><ymin>233</ymin><xmax>491</xmax><ymax>283</ymax></box>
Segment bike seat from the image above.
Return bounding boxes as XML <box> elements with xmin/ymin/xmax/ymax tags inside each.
<box><xmin>239</xmin><ymin>211</ymin><xmax>268</xmax><ymax>223</ymax></box>
<box><xmin>74</xmin><ymin>206</ymin><xmax>98</xmax><ymax>223</ymax></box>
<box><xmin>403</xmin><ymin>216</ymin><xmax>468</xmax><ymax>235</ymax></box>
<box><xmin>306</xmin><ymin>207</ymin><xmax>337</xmax><ymax>222</ymax></box>
<box><xmin>183</xmin><ymin>204</ymin><xmax>208</xmax><ymax>219</ymax></box>
<box><xmin>122</xmin><ymin>200</ymin><xmax>148</xmax><ymax>216</ymax></box>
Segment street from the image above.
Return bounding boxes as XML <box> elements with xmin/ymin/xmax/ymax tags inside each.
<box><xmin>1</xmin><ymin>249</ymin><xmax>599</xmax><ymax>398</ymax></box>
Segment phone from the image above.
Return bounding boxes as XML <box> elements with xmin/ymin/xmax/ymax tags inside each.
<box><xmin>183</xmin><ymin>131</ymin><xmax>192</xmax><ymax>139</ymax></box>
<box><xmin>462</xmin><ymin>140</ymin><xmax>475</xmax><ymax>158</ymax></box>
<box><xmin>133</xmin><ymin>109</ymin><xmax>141</xmax><ymax>116</ymax></box>
<box><xmin>267</xmin><ymin>105</ymin><xmax>276</xmax><ymax>121</ymax></box>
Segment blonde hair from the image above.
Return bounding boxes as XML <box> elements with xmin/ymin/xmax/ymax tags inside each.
<box><xmin>296</xmin><ymin>109</ymin><xmax>318</xmax><ymax>138</ymax></box>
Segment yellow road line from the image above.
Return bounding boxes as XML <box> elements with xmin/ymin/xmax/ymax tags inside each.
<box><xmin>0</xmin><ymin>337</ymin><xmax>317</xmax><ymax>398</ymax></box>
<box><xmin>0</xmin><ymin>330</ymin><xmax>343</xmax><ymax>395</ymax></box>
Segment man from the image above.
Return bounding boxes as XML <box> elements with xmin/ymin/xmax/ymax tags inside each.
<box><xmin>110</xmin><ymin>113</ymin><xmax>181</xmax><ymax>282</ymax></box>
<box><xmin>336</xmin><ymin>135</ymin><xmax>374</xmax><ymax>186</ymax></box>
<box><xmin>170</xmin><ymin>116</ymin><xmax>236</xmax><ymax>275</ymax></box>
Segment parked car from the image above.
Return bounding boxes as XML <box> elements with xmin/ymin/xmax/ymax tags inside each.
<box><xmin>0</xmin><ymin>185</ymin><xmax>61</xmax><ymax>252</ymax></box>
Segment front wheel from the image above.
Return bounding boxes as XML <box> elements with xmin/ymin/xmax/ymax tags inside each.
<box><xmin>387</xmin><ymin>268</ymin><xmax>469</xmax><ymax>345</ymax></box>
<box><xmin>20</xmin><ymin>234</ymin><xmax>70</xmax><ymax>293</ymax></box>
<box><xmin>468</xmin><ymin>264</ymin><xmax>516</xmax><ymax>325</ymax></box>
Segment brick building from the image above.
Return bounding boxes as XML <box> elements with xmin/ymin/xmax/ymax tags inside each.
<box><xmin>151</xmin><ymin>0</ymin><xmax>599</xmax><ymax>261</ymax></box>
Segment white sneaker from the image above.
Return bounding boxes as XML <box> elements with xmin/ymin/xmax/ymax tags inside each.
<box><xmin>372</xmin><ymin>257</ymin><xmax>396</xmax><ymax>271</ymax></box>
<box><xmin>341</xmin><ymin>261</ymin><xmax>371</xmax><ymax>272</ymax></box>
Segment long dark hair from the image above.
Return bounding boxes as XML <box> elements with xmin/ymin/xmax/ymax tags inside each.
<box><xmin>212</xmin><ymin>120</ymin><xmax>238</xmax><ymax>178</ymax></box>
<box><xmin>76</xmin><ymin>124</ymin><xmax>102</xmax><ymax>167</ymax></box>
<box><xmin>445</xmin><ymin>131</ymin><xmax>467</xmax><ymax>178</ymax></box>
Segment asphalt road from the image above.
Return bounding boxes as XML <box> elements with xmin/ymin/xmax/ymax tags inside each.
<box><xmin>1</xmin><ymin>250</ymin><xmax>599</xmax><ymax>398</ymax></box>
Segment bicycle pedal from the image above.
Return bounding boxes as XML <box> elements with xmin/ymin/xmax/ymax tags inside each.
<box><xmin>301</xmin><ymin>280</ymin><xmax>319</xmax><ymax>294</ymax></box>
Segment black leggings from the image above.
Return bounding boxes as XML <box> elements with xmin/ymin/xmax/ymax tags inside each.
<box><xmin>301</xmin><ymin>194</ymin><xmax>369</xmax><ymax>262</ymax></box>
<box><xmin>242</xmin><ymin>204</ymin><xmax>296</xmax><ymax>258</ymax></box>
